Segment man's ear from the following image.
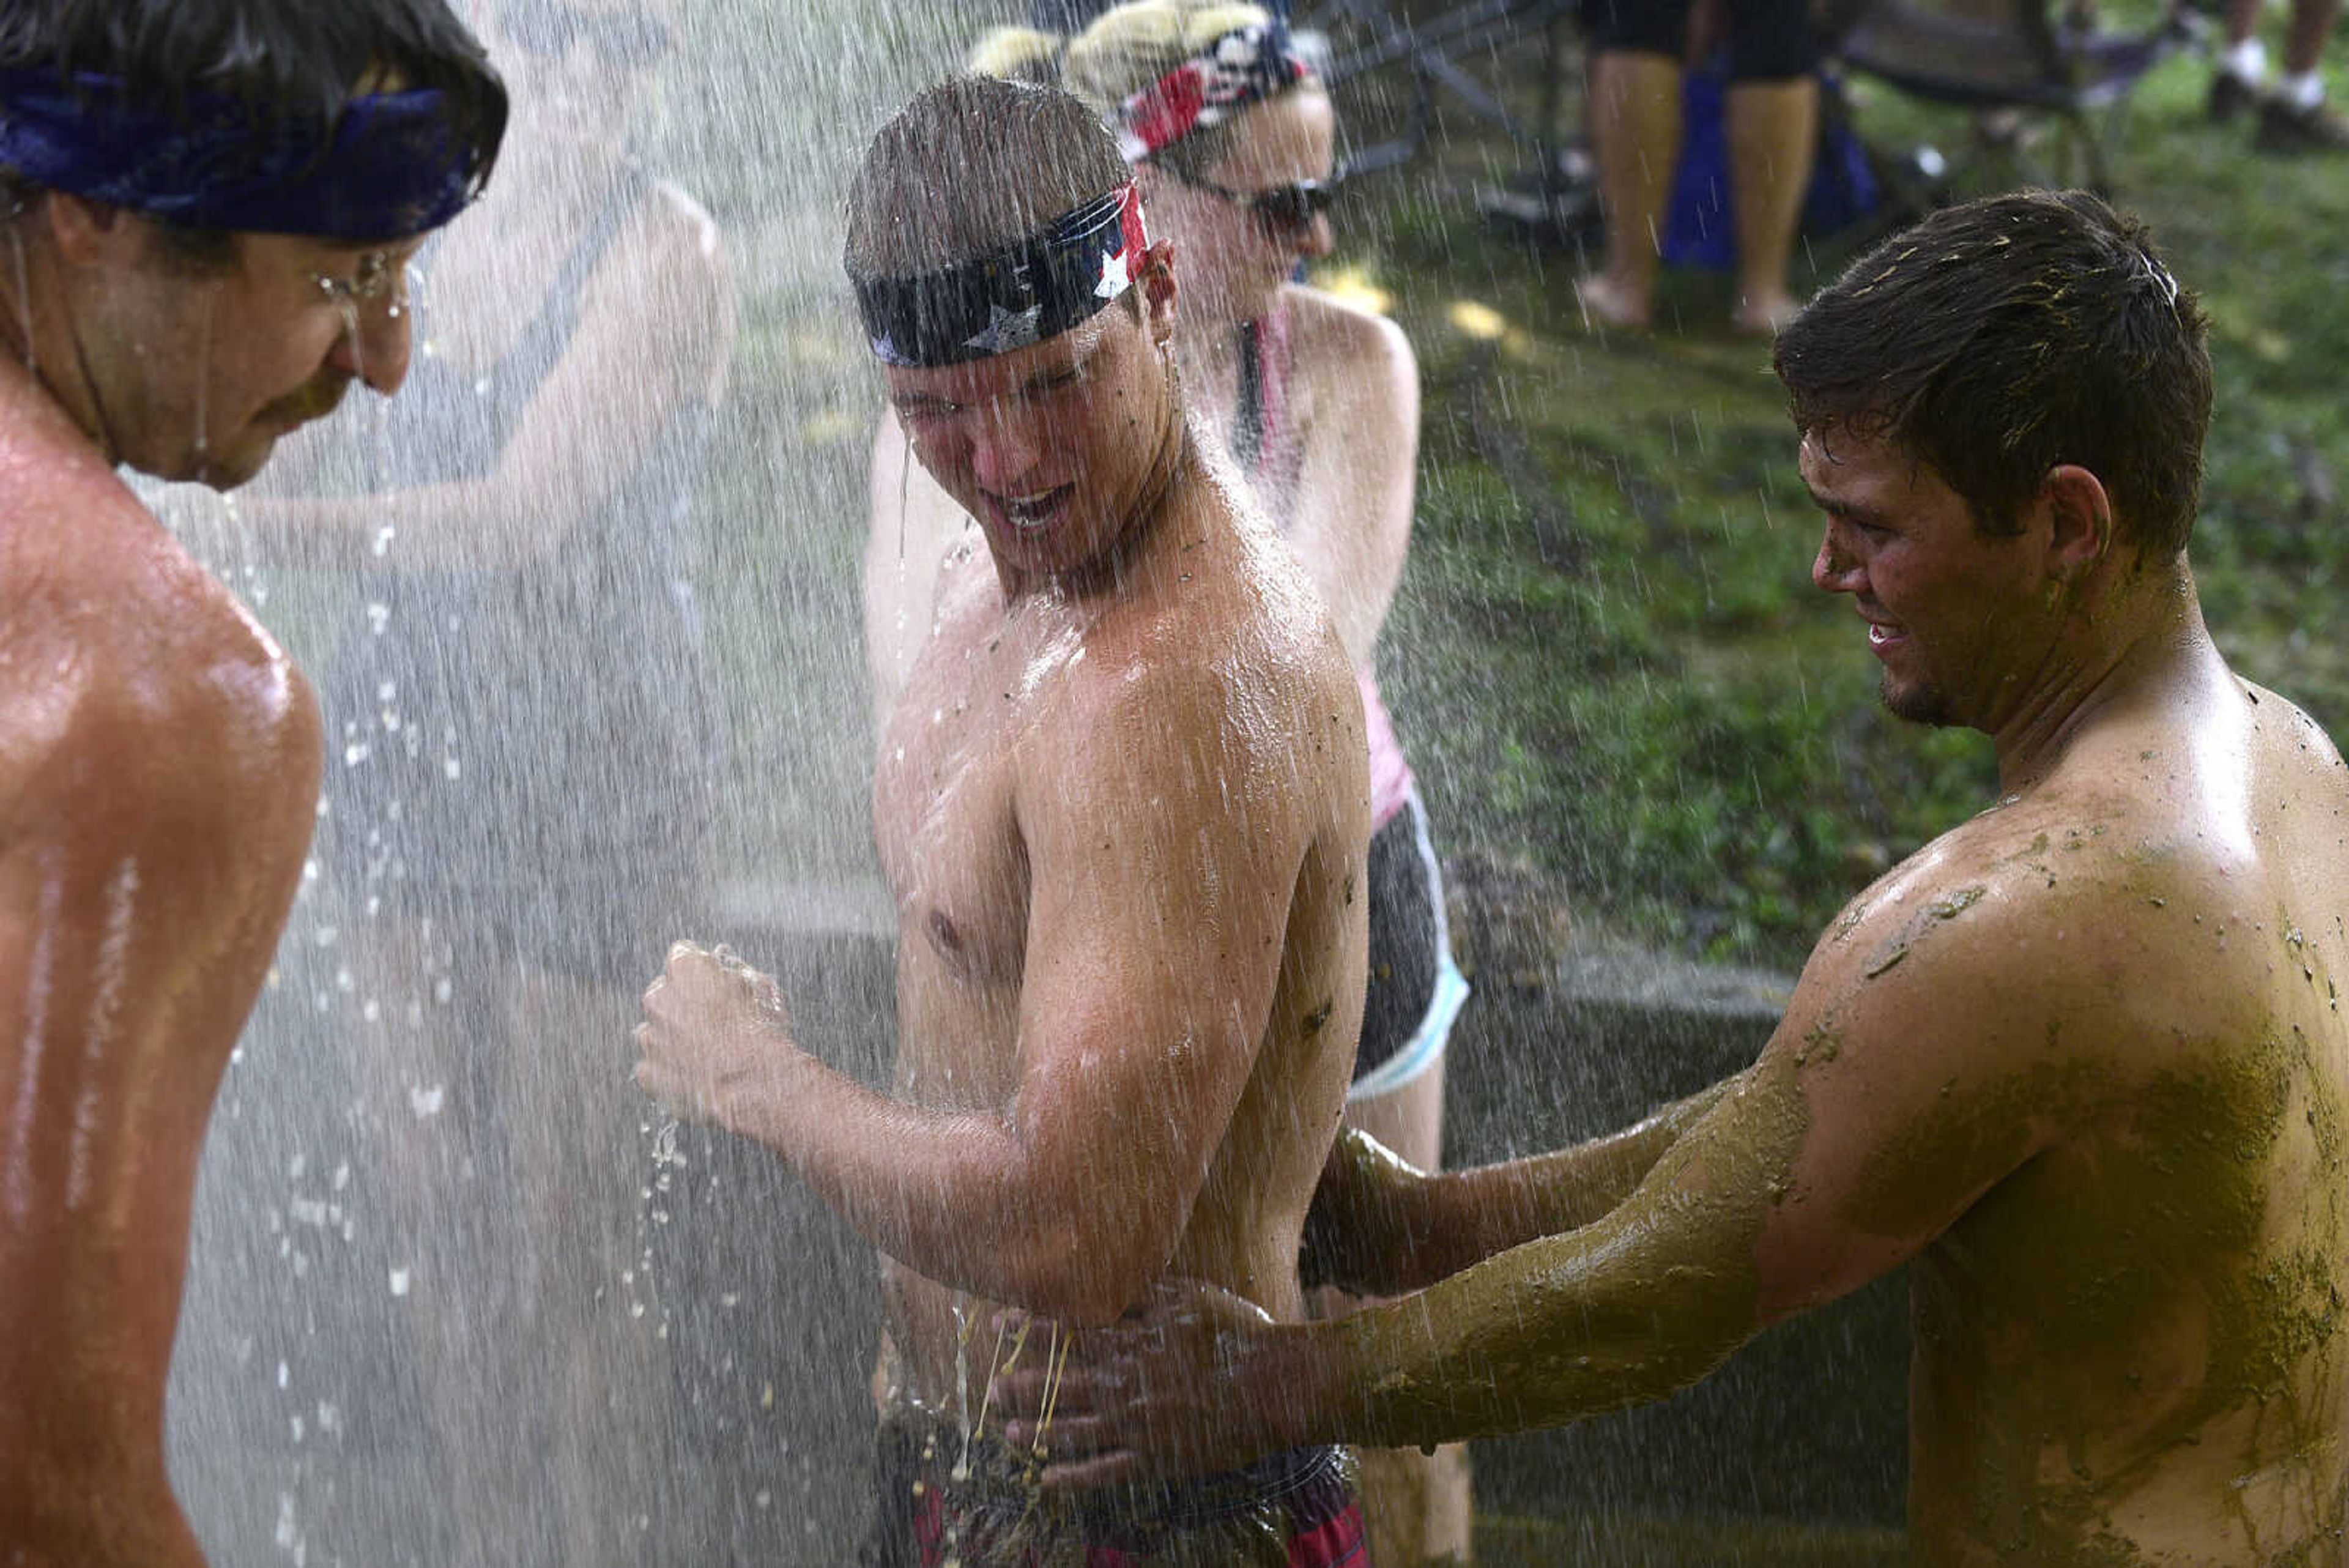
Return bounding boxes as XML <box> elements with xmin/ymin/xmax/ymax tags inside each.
<box><xmin>1138</xmin><ymin>237</ymin><xmax>1178</xmax><ymax>345</ymax></box>
<box><xmin>43</xmin><ymin>191</ymin><xmax>138</xmax><ymax>267</ymax></box>
<box><xmin>2039</xmin><ymin>464</ymin><xmax>2113</xmax><ymax>581</ymax></box>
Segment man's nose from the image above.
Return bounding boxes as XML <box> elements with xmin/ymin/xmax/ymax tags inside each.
<box><xmin>328</xmin><ymin>299</ymin><xmax>414</xmax><ymax>396</ymax></box>
<box><xmin>1294</xmin><ymin>212</ymin><xmax>1336</xmax><ymax>262</ymax></box>
<box><xmin>1813</xmin><ymin>529</ymin><xmax>1863</xmax><ymax>593</ymax></box>
<box><xmin>970</xmin><ymin>410</ymin><xmax>1044</xmax><ymax>492</ymax></box>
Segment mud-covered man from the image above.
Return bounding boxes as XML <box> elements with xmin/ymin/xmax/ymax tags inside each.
<box><xmin>0</xmin><ymin>6</ymin><xmax>503</xmax><ymax>1562</ymax></box>
<box><xmin>633</xmin><ymin>76</ymin><xmax>1374</xmax><ymax>1562</ymax></box>
<box><xmin>1012</xmin><ymin>190</ymin><xmax>2349</xmax><ymax>1564</ymax></box>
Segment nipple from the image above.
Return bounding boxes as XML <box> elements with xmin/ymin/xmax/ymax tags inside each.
<box><xmin>927</xmin><ymin>910</ymin><xmax>963</xmax><ymax>956</ymax></box>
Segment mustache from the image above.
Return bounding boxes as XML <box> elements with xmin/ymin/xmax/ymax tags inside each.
<box><xmin>260</xmin><ymin>377</ymin><xmax>353</xmax><ymax>429</ymax></box>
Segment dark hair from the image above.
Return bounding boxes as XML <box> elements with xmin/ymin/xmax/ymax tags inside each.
<box><xmin>0</xmin><ymin>0</ymin><xmax>507</xmax><ymax>262</ymax></box>
<box><xmin>845</xmin><ymin>75</ymin><xmax>1130</xmax><ymax>283</ymax></box>
<box><xmin>1773</xmin><ymin>189</ymin><xmax>2212</xmax><ymax>562</ymax></box>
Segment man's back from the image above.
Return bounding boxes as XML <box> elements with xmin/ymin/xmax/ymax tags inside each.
<box><xmin>0</xmin><ymin>366</ymin><xmax>322</xmax><ymax>1562</ymax></box>
<box><xmin>1804</xmin><ymin>645</ymin><xmax>2349</xmax><ymax>1563</ymax></box>
<box><xmin>871</xmin><ymin>463</ymin><xmax>1369</xmax><ymax>1406</ymax></box>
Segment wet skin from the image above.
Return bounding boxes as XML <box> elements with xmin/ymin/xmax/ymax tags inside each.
<box><xmin>1137</xmin><ymin>87</ymin><xmax>1420</xmax><ymax>676</ymax></box>
<box><xmin>638</xmin><ymin>258</ymin><xmax>1371</xmax><ymax>1428</ymax></box>
<box><xmin>0</xmin><ymin>306</ymin><xmax>327</xmax><ymax>1562</ymax></box>
<box><xmin>29</xmin><ymin>205</ymin><xmax>418</xmax><ymax>488</ymax></box>
<box><xmin>1012</xmin><ymin>429</ymin><xmax>2349</xmax><ymax>1564</ymax></box>
<box><xmin>0</xmin><ymin>188</ymin><xmax>426</xmax><ymax>1564</ymax></box>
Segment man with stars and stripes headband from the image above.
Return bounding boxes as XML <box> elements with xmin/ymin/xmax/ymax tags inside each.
<box><xmin>634</xmin><ymin>73</ymin><xmax>1378</xmax><ymax>1565</ymax></box>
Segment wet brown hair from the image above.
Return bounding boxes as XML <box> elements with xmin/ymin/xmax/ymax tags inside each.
<box><xmin>1773</xmin><ymin>189</ymin><xmax>2213</xmax><ymax>562</ymax></box>
<box><xmin>844</xmin><ymin>75</ymin><xmax>1131</xmax><ymax>283</ymax></box>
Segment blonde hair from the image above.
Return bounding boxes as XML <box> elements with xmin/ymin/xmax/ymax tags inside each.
<box><xmin>972</xmin><ymin>1</ymin><xmax>1316</xmax><ymax>180</ymax></box>
<box><xmin>968</xmin><ymin>26</ymin><xmax>1064</xmax><ymax>86</ymax></box>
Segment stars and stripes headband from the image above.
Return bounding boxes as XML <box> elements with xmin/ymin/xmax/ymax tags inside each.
<box><xmin>1115</xmin><ymin>20</ymin><xmax>1310</xmax><ymax>164</ymax></box>
<box><xmin>0</xmin><ymin>70</ymin><xmax>491</xmax><ymax>241</ymax></box>
<box><xmin>854</xmin><ymin>180</ymin><xmax>1149</xmax><ymax>368</ymax></box>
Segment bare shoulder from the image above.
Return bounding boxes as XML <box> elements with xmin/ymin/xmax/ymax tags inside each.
<box><xmin>1282</xmin><ymin>283</ymin><xmax>1413</xmax><ymax>373</ymax></box>
<box><xmin>1796</xmin><ymin>786</ymin><xmax>2267</xmax><ymax>1082</ymax></box>
<box><xmin>2243</xmin><ymin>677</ymin><xmax>2349</xmax><ymax>769</ymax></box>
<box><xmin>1052</xmin><ymin>574</ymin><xmax>1357</xmax><ymax>789</ymax></box>
<box><xmin>0</xmin><ymin>481</ymin><xmax>321</xmax><ymax>856</ymax></box>
<box><xmin>1282</xmin><ymin>284</ymin><xmax>1416</xmax><ymax>409</ymax></box>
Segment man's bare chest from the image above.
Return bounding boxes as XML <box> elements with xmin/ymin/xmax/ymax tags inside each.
<box><xmin>872</xmin><ymin>624</ymin><xmax>1074</xmax><ymax>985</ymax></box>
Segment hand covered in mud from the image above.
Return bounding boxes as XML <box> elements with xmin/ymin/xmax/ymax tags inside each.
<box><xmin>987</xmin><ymin>1279</ymin><xmax>1300</xmax><ymax>1488</ymax></box>
<box><xmin>1301</xmin><ymin>1126</ymin><xmax>1442</xmax><ymax>1296</ymax></box>
<box><xmin>634</xmin><ymin>941</ymin><xmax>800</xmax><ymax>1129</ymax></box>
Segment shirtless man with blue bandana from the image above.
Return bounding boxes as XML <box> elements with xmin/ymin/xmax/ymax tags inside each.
<box><xmin>0</xmin><ymin>5</ymin><xmax>503</xmax><ymax>1561</ymax></box>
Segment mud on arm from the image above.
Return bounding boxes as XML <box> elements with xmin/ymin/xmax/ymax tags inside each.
<box><xmin>1301</xmin><ymin>871</ymin><xmax>2126</xmax><ymax>1451</ymax></box>
<box><xmin>1302</xmin><ymin>1077</ymin><xmax>1743</xmax><ymax>1296</ymax></box>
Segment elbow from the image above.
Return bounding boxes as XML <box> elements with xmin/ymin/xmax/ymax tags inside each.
<box><xmin>993</xmin><ymin>1219</ymin><xmax>1170</xmax><ymax>1328</ymax></box>
<box><xmin>1585</xmin><ymin>1276</ymin><xmax>1757</xmax><ymax>1414</ymax></box>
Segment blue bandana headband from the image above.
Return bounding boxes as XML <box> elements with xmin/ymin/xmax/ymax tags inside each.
<box><xmin>0</xmin><ymin>70</ymin><xmax>488</xmax><ymax>241</ymax></box>
<box><xmin>854</xmin><ymin>182</ymin><xmax>1149</xmax><ymax>368</ymax></box>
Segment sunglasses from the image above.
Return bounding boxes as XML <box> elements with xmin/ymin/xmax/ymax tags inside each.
<box><xmin>1180</xmin><ymin>171</ymin><xmax>1342</xmax><ymax>237</ymax></box>
<box><xmin>497</xmin><ymin>3</ymin><xmax>672</xmax><ymax>69</ymax></box>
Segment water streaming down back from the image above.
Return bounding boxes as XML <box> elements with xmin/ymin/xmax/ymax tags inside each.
<box><xmin>136</xmin><ymin>1</ymin><xmax>1917</xmax><ymax>1562</ymax></box>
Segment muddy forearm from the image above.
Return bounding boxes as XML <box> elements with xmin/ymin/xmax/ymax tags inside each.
<box><xmin>1282</xmin><ymin>1071</ymin><xmax>1781</xmax><ymax>1450</ymax></box>
<box><xmin>1291</xmin><ymin>1214</ymin><xmax>1759</xmax><ymax>1451</ymax></box>
<box><xmin>1312</xmin><ymin>1077</ymin><xmax>1745</xmax><ymax>1294</ymax></box>
<box><xmin>1436</xmin><ymin>1076</ymin><xmax>1745</xmax><ymax>1263</ymax></box>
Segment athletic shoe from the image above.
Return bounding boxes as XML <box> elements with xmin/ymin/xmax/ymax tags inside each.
<box><xmin>2208</xmin><ymin>70</ymin><xmax>2260</xmax><ymax>122</ymax></box>
<box><xmin>2257</xmin><ymin>96</ymin><xmax>2349</xmax><ymax>152</ymax></box>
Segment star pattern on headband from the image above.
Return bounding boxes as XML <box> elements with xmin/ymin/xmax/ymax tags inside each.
<box><xmin>1094</xmin><ymin>242</ymin><xmax>1132</xmax><ymax>300</ymax></box>
<box><xmin>964</xmin><ymin>301</ymin><xmax>1045</xmax><ymax>357</ymax></box>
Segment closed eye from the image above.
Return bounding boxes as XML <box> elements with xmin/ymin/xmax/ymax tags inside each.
<box><xmin>1820</xmin><ymin>503</ymin><xmax>1890</xmax><ymax>538</ymax></box>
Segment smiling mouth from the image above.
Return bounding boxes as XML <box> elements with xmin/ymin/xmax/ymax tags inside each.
<box><xmin>1866</xmin><ymin>622</ymin><xmax>1907</xmax><ymax>652</ymax></box>
<box><xmin>990</xmin><ymin>485</ymin><xmax>1074</xmax><ymax>532</ymax></box>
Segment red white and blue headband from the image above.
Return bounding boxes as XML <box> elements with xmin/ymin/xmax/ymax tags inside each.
<box><xmin>854</xmin><ymin>180</ymin><xmax>1149</xmax><ymax>368</ymax></box>
<box><xmin>1115</xmin><ymin>19</ymin><xmax>1310</xmax><ymax>164</ymax></box>
<box><xmin>0</xmin><ymin>70</ymin><xmax>490</xmax><ymax>241</ymax></box>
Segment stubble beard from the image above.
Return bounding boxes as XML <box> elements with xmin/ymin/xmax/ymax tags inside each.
<box><xmin>1880</xmin><ymin>669</ymin><xmax>1957</xmax><ymax>729</ymax></box>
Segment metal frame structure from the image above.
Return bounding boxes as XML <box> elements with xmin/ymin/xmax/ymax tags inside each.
<box><xmin>1297</xmin><ymin>0</ymin><xmax>1580</xmax><ymax>177</ymax></box>
<box><xmin>1817</xmin><ymin>0</ymin><xmax>2208</xmax><ymax>193</ymax></box>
